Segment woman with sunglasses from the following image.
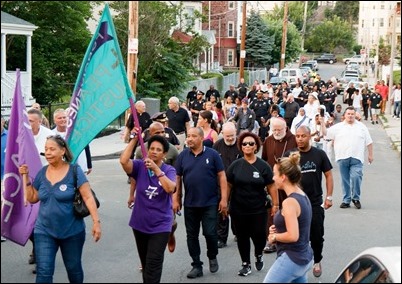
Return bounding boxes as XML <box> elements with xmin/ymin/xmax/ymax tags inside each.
<box><xmin>18</xmin><ymin>135</ymin><xmax>101</xmax><ymax>283</ymax></box>
<box><xmin>226</xmin><ymin>132</ymin><xmax>277</xmax><ymax>277</ymax></box>
<box><xmin>263</xmin><ymin>152</ymin><xmax>313</xmax><ymax>283</ymax></box>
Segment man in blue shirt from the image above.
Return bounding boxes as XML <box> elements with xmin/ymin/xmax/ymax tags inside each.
<box><xmin>173</xmin><ymin>127</ymin><xmax>228</xmax><ymax>279</ymax></box>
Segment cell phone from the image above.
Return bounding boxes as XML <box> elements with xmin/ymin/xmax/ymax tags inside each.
<box><xmin>320</xmin><ymin>108</ymin><xmax>325</xmax><ymax>117</ymax></box>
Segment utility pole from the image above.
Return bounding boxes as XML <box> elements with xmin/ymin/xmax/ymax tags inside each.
<box><xmin>298</xmin><ymin>1</ymin><xmax>308</xmax><ymax>66</ymax></box>
<box><xmin>280</xmin><ymin>1</ymin><xmax>288</xmax><ymax>70</ymax></box>
<box><xmin>239</xmin><ymin>1</ymin><xmax>247</xmax><ymax>80</ymax></box>
<box><xmin>126</xmin><ymin>1</ymin><xmax>139</xmax><ymax>123</ymax></box>
<box><xmin>387</xmin><ymin>5</ymin><xmax>397</xmax><ymax>114</ymax></box>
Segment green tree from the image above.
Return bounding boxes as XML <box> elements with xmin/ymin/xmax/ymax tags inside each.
<box><xmin>2</xmin><ymin>1</ymin><xmax>96</xmax><ymax>104</ymax></box>
<box><xmin>378</xmin><ymin>37</ymin><xmax>391</xmax><ymax>66</ymax></box>
<box><xmin>110</xmin><ymin>1</ymin><xmax>209</xmax><ymax>105</ymax></box>
<box><xmin>262</xmin><ymin>18</ymin><xmax>302</xmax><ymax>65</ymax></box>
<box><xmin>331</xmin><ymin>1</ymin><xmax>359</xmax><ymax>28</ymax></box>
<box><xmin>304</xmin><ymin>16</ymin><xmax>354</xmax><ymax>53</ymax></box>
<box><xmin>245</xmin><ymin>11</ymin><xmax>274</xmax><ymax>67</ymax></box>
<box><xmin>267</xmin><ymin>1</ymin><xmax>317</xmax><ymax>32</ymax></box>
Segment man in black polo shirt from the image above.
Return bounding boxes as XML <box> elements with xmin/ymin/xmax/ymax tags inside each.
<box><xmin>166</xmin><ymin>96</ymin><xmax>191</xmax><ymax>151</ymax></box>
<box><xmin>190</xmin><ymin>91</ymin><xmax>205</xmax><ymax>127</ymax></box>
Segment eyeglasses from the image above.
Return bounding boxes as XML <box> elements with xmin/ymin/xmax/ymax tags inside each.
<box><xmin>242</xmin><ymin>141</ymin><xmax>256</xmax><ymax>147</ymax></box>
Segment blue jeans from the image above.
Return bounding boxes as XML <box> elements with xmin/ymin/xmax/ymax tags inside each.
<box><xmin>337</xmin><ymin>157</ymin><xmax>363</xmax><ymax>204</ymax></box>
<box><xmin>34</xmin><ymin>230</ymin><xmax>86</xmax><ymax>283</ymax></box>
<box><xmin>184</xmin><ymin>205</ymin><xmax>218</xmax><ymax>268</ymax></box>
<box><xmin>394</xmin><ymin>101</ymin><xmax>401</xmax><ymax>117</ymax></box>
<box><xmin>263</xmin><ymin>252</ymin><xmax>313</xmax><ymax>283</ymax></box>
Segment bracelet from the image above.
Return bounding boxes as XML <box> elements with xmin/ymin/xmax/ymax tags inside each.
<box><xmin>26</xmin><ymin>182</ymin><xmax>32</xmax><ymax>187</ymax></box>
<box><xmin>157</xmin><ymin>171</ymin><xmax>165</xmax><ymax>178</ymax></box>
<box><xmin>129</xmin><ymin>132</ymin><xmax>137</xmax><ymax>139</ymax></box>
<box><xmin>94</xmin><ymin>220</ymin><xmax>101</xmax><ymax>224</ymax></box>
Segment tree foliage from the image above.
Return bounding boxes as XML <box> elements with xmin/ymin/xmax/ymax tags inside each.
<box><xmin>261</xmin><ymin>18</ymin><xmax>302</xmax><ymax>65</ymax></box>
<box><xmin>266</xmin><ymin>1</ymin><xmax>317</xmax><ymax>32</ymax></box>
<box><xmin>245</xmin><ymin>11</ymin><xmax>274</xmax><ymax>67</ymax></box>
<box><xmin>331</xmin><ymin>1</ymin><xmax>359</xmax><ymax>27</ymax></box>
<box><xmin>2</xmin><ymin>1</ymin><xmax>96</xmax><ymax>104</ymax></box>
<box><xmin>304</xmin><ymin>16</ymin><xmax>354</xmax><ymax>53</ymax></box>
<box><xmin>109</xmin><ymin>1</ymin><xmax>209</xmax><ymax>105</ymax></box>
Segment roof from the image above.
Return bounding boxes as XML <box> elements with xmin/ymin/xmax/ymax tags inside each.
<box><xmin>1</xmin><ymin>11</ymin><xmax>36</xmax><ymax>26</ymax></box>
<box><xmin>201</xmin><ymin>30</ymin><xmax>216</xmax><ymax>45</ymax></box>
<box><xmin>171</xmin><ymin>30</ymin><xmax>193</xmax><ymax>44</ymax></box>
<box><xmin>1</xmin><ymin>10</ymin><xmax>38</xmax><ymax>35</ymax></box>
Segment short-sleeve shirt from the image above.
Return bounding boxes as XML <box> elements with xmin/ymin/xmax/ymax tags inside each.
<box><xmin>226</xmin><ymin>157</ymin><xmax>274</xmax><ymax>215</ymax></box>
<box><xmin>175</xmin><ymin>147</ymin><xmax>224</xmax><ymax>207</ymax></box>
<box><xmin>33</xmin><ymin>164</ymin><xmax>88</xmax><ymax>238</ymax></box>
<box><xmin>129</xmin><ymin>160</ymin><xmax>176</xmax><ymax>233</ymax></box>
<box><xmin>166</xmin><ymin>107</ymin><xmax>190</xmax><ymax>134</ymax></box>
<box><xmin>285</xmin><ymin>147</ymin><xmax>332</xmax><ymax>207</ymax></box>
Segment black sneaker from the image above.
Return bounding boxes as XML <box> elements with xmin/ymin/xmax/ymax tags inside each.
<box><xmin>340</xmin><ymin>203</ymin><xmax>350</xmax><ymax>208</ymax></box>
<box><xmin>238</xmin><ymin>263</ymin><xmax>251</xmax><ymax>276</ymax></box>
<box><xmin>217</xmin><ymin>240</ymin><xmax>227</xmax><ymax>248</ymax></box>
<box><xmin>352</xmin><ymin>200</ymin><xmax>362</xmax><ymax>209</ymax></box>
<box><xmin>255</xmin><ymin>255</ymin><xmax>264</xmax><ymax>271</ymax></box>
<box><xmin>209</xmin><ymin>259</ymin><xmax>219</xmax><ymax>273</ymax></box>
<box><xmin>28</xmin><ymin>254</ymin><xmax>36</xmax><ymax>265</ymax></box>
<box><xmin>187</xmin><ymin>267</ymin><xmax>203</xmax><ymax>278</ymax></box>
<box><xmin>263</xmin><ymin>243</ymin><xmax>276</xmax><ymax>253</ymax></box>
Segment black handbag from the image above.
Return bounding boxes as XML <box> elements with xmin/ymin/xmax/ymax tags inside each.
<box><xmin>72</xmin><ymin>164</ymin><xmax>100</xmax><ymax>218</ymax></box>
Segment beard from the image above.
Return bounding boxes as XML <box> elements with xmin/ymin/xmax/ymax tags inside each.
<box><xmin>273</xmin><ymin>131</ymin><xmax>286</xmax><ymax>141</ymax></box>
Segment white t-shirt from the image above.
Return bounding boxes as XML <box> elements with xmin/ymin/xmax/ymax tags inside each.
<box><xmin>326</xmin><ymin>120</ymin><xmax>372</xmax><ymax>163</ymax></box>
<box><xmin>34</xmin><ymin>125</ymin><xmax>55</xmax><ymax>166</ymax></box>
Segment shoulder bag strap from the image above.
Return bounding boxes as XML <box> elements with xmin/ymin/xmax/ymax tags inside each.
<box><xmin>72</xmin><ymin>164</ymin><xmax>78</xmax><ymax>192</ymax></box>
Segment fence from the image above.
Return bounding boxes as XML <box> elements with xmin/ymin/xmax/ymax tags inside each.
<box><xmin>177</xmin><ymin>68</ymin><xmax>267</xmax><ymax>101</ymax></box>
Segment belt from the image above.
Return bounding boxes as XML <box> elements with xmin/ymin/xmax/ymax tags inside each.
<box><xmin>175</xmin><ymin>131</ymin><xmax>185</xmax><ymax>135</ymax></box>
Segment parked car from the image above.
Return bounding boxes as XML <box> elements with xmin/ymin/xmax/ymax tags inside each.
<box><xmin>278</xmin><ymin>68</ymin><xmax>303</xmax><ymax>88</ymax></box>
<box><xmin>306</xmin><ymin>60</ymin><xmax>319</xmax><ymax>71</ymax></box>
<box><xmin>345</xmin><ymin>62</ymin><xmax>361</xmax><ymax>71</ymax></box>
<box><xmin>314</xmin><ymin>53</ymin><xmax>337</xmax><ymax>64</ymax></box>
<box><xmin>343</xmin><ymin>54</ymin><xmax>375</xmax><ymax>65</ymax></box>
<box><xmin>335</xmin><ymin>246</ymin><xmax>401</xmax><ymax>283</ymax></box>
<box><xmin>269</xmin><ymin>76</ymin><xmax>288</xmax><ymax>89</ymax></box>
<box><xmin>341</xmin><ymin>69</ymin><xmax>362</xmax><ymax>78</ymax></box>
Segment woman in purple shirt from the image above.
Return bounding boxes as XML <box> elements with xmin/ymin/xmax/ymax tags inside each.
<box><xmin>120</xmin><ymin>134</ymin><xmax>176</xmax><ymax>283</ymax></box>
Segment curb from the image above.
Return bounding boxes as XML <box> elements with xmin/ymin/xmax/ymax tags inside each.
<box><xmin>379</xmin><ymin>117</ymin><xmax>401</xmax><ymax>156</ymax></box>
<box><xmin>92</xmin><ymin>151</ymin><xmax>122</xmax><ymax>161</ymax></box>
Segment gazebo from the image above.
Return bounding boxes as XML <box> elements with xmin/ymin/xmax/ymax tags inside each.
<box><xmin>1</xmin><ymin>11</ymin><xmax>38</xmax><ymax>114</ymax></box>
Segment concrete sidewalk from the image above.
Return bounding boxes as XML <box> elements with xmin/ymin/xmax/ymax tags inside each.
<box><xmin>379</xmin><ymin>112</ymin><xmax>401</xmax><ymax>156</ymax></box>
<box><xmin>89</xmin><ymin>128</ymin><xmax>126</xmax><ymax>160</ymax></box>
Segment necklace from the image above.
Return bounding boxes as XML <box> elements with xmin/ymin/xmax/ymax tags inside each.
<box><xmin>273</xmin><ymin>140</ymin><xmax>288</xmax><ymax>163</ymax></box>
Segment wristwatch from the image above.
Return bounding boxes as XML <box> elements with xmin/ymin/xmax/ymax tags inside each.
<box><xmin>326</xmin><ymin>196</ymin><xmax>333</xmax><ymax>201</ymax></box>
<box><xmin>129</xmin><ymin>132</ymin><xmax>137</xmax><ymax>139</ymax></box>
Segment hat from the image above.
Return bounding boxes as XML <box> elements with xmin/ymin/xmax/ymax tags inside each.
<box><xmin>241</xmin><ymin>98</ymin><xmax>248</xmax><ymax>104</ymax></box>
<box><xmin>311</xmin><ymin>92</ymin><xmax>318</xmax><ymax>100</ymax></box>
<box><xmin>151</xmin><ymin>111</ymin><xmax>168</xmax><ymax>122</ymax></box>
<box><xmin>257</xmin><ymin>90</ymin><xmax>263</xmax><ymax>95</ymax></box>
<box><xmin>197</xmin><ymin>91</ymin><xmax>204</xmax><ymax>96</ymax></box>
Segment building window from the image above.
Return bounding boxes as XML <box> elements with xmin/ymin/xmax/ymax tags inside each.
<box><xmin>228</xmin><ymin>1</ymin><xmax>235</xmax><ymax>10</ymax></box>
<box><xmin>379</xmin><ymin>18</ymin><xmax>384</xmax><ymax>27</ymax></box>
<box><xmin>228</xmin><ymin>49</ymin><xmax>234</xmax><ymax>66</ymax></box>
<box><xmin>185</xmin><ymin>7</ymin><xmax>195</xmax><ymax>29</ymax></box>
<box><xmin>361</xmin><ymin>19</ymin><xmax>364</xmax><ymax>28</ymax></box>
<box><xmin>372</xmin><ymin>18</ymin><xmax>375</xmax><ymax>27</ymax></box>
<box><xmin>380</xmin><ymin>2</ymin><xmax>385</xmax><ymax>9</ymax></box>
<box><xmin>228</xmin><ymin>21</ymin><xmax>234</xmax><ymax>37</ymax></box>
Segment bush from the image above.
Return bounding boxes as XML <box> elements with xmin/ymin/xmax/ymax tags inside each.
<box><xmin>201</xmin><ymin>72</ymin><xmax>223</xmax><ymax>79</ymax></box>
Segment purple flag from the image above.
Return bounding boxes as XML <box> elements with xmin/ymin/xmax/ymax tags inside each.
<box><xmin>1</xmin><ymin>69</ymin><xmax>42</xmax><ymax>246</ymax></box>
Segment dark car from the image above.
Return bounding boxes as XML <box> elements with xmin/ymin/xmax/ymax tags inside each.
<box><xmin>269</xmin><ymin>76</ymin><xmax>288</xmax><ymax>89</ymax></box>
<box><xmin>314</xmin><ymin>53</ymin><xmax>337</xmax><ymax>64</ymax></box>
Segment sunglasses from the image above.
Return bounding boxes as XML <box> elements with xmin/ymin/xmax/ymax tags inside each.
<box><xmin>242</xmin><ymin>141</ymin><xmax>256</xmax><ymax>147</ymax></box>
